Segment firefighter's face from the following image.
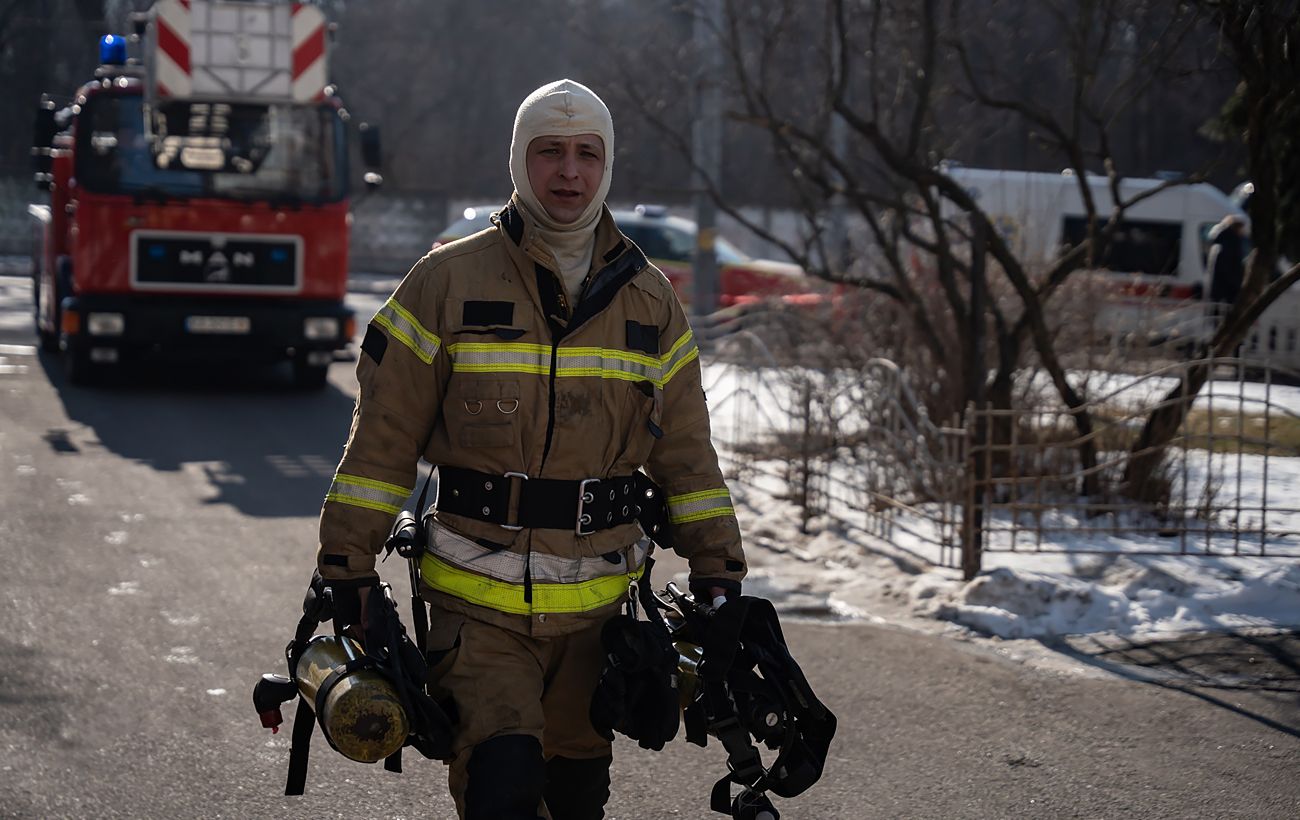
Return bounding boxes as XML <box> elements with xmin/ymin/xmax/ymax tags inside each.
<box><xmin>526</xmin><ymin>134</ymin><xmax>605</xmax><ymax>223</ymax></box>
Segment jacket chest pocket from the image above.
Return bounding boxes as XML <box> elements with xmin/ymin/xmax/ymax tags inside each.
<box><xmin>446</xmin><ymin>378</ymin><xmax>521</xmax><ymax>448</ymax></box>
<box><xmin>444</xmin><ymin>298</ymin><xmax>533</xmax><ymax>449</ymax></box>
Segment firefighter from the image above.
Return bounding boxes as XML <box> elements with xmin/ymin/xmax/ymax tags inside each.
<box><xmin>315</xmin><ymin>79</ymin><xmax>746</xmax><ymax>819</ymax></box>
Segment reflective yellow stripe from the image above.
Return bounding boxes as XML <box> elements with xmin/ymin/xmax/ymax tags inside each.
<box><xmin>447</xmin><ymin>329</ymin><xmax>698</xmax><ymax>387</ymax></box>
<box><xmin>667</xmin><ymin>488</ymin><xmax>735</xmax><ymax>524</ymax></box>
<box><xmin>375</xmin><ymin>298</ymin><xmax>441</xmax><ymax>364</ymax></box>
<box><xmin>326</xmin><ymin>473</ymin><xmax>411</xmax><ymax>515</ymax></box>
<box><xmin>420</xmin><ymin>552</ymin><xmax>644</xmax><ymax>615</ymax></box>
<box><xmin>661</xmin><ymin>346</ymin><xmax>699</xmax><ymax>385</ymax></box>
<box><xmin>660</xmin><ymin>329</ymin><xmax>699</xmax><ymax>385</ymax></box>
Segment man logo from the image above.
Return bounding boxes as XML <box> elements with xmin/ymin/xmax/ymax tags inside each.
<box><xmin>205</xmin><ymin>250</ymin><xmax>232</xmax><ymax>283</ymax></box>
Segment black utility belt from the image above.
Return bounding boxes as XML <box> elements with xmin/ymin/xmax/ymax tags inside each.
<box><xmin>435</xmin><ymin>466</ymin><xmax>662</xmax><ymax>536</ymax></box>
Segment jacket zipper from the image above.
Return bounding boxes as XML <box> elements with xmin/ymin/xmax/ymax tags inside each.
<box><xmin>529</xmin><ymin>246</ymin><xmax>640</xmax><ymax>610</ymax></box>
<box><xmin>534</xmin><ymin>270</ymin><xmax>565</xmax><ymax>611</ymax></box>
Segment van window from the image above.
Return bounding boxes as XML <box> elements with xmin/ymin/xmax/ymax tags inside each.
<box><xmin>1060</xmin><ymin>216</ymin><xmax>1181</xmax><ymax>276</ymax></box>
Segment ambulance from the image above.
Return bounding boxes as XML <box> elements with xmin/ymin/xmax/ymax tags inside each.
<box><xmin>939</xmin><ymin>166</ymin><xmax>1299</xmax><ymax>370</ymax></box>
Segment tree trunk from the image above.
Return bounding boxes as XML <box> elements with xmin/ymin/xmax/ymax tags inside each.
<box><xmin>1121</xmin><ymin>360</ymin><xmax>1212</xmax><ymax>502</ymax></box>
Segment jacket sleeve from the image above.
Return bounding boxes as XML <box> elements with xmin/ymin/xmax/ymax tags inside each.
<box><xmin>316</xmin><ymin>258</ymin><xmax>450</xmax><ymax>581</ymax></box>
<box><xmin>643</xmin><ymin>298</ymin><xmax>747</xmax><ymax>590</ymax></box>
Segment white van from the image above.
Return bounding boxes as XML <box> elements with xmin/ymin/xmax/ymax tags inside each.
<box><xmin>940</xmin><ymin>167</ymin><xmax>1299</xmax><ymax>371</ymax></box>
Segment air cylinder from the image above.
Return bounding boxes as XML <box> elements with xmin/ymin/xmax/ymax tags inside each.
<box><xmin>295</xmin><ymin>635</ymin><xmax>408</xmax><ymax>763</ymax></box>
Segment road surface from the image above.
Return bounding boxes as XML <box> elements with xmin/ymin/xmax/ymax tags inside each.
<box><xmin>0</xmin><ymin>272</ymin><xmax>1297</xmax><ymax>818</ymax></box>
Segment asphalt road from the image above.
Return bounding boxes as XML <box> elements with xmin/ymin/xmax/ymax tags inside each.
<box><xmin>0</xmin><ymin>272</ymin><xmax>1297</xmax><ymax>819</ymax></box>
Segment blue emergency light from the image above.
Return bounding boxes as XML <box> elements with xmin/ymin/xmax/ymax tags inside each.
<box><xmin>100</xmin><ymin>34</ymin><xmax>127</xmax><ymax>66</ymax></box>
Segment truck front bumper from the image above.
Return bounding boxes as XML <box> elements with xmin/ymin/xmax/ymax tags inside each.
<box><xmin>60</xmin><ymin>293</ymin><xmax>354</xmax><ymax>365</ymax></box>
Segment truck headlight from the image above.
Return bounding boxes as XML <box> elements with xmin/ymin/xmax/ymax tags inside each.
<box><xmin>87</xmin><ymin>312</ymin><xmax>125</xmax><ymax>336</ymax></box>
<box><xmin>303</xmin><ymin>317</ymin><xmax>339</xmax><ymax>340</ymax></box>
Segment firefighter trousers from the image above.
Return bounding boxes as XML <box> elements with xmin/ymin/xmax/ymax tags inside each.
<box><xmin>425</xmin><ymin>603</ymin><xmax>613</xmax><ymax>819</ymax></box>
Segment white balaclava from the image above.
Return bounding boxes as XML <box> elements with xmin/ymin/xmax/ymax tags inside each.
<box><xmin>509</xmin><ymin>79</ymin><xmax>615</xmax><ymax>301</ymax></box>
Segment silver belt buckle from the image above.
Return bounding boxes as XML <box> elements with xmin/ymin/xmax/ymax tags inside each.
<box><xmin>576</xmin><ymin>478</ymin><xmax>599</xmax><ymax>536</ymax></box>
<box><xmin>501</xmin><ymin>471</ymin><xmax>528</xmax><ymax>531</ymax></box>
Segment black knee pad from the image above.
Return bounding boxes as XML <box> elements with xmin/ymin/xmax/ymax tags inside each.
<box><xmin>465</xmin><ymin>734</ymin><xmax>546</xmax><ymax>820</ymax></box>
<box><xmin>545</xmin><ymin>755</ymin><xmax>612</xmax><ymax>820</ymax></box>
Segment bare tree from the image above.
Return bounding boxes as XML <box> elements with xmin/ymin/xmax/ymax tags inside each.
<box><xmin>619</xmin><ymin>0</ymin><xmax>1223</xmax><ymax>499</ymax></box>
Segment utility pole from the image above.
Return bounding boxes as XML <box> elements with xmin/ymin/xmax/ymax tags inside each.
<box><xmin>102</xmin><ymin>0</ymin><xmax>135</xmax><ymax>33</ymax></box>
<box><xmin>691</xmin><ymin>0</ymin><xmax>722</xmax><ymax>319</ymax></box>
<box><xmin>825</xmin><ymin>26</ymin><xmax>849</xmax><ymax>278</ymax></box>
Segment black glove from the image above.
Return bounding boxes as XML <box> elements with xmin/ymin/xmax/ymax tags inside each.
<box><xmin>320</xmin><ymin>574</ymin><xmax>381</xmax><ymax>637</ymax></box>
<box><xmin>589</xmin><ymin>614</ymin><xmax>680</xmax><ymax>751</ymax></box>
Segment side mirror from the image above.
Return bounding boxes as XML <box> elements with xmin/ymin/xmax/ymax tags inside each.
<box><xmin>359</xmin><ymin>122</ymin><xmax>382</xmax><ymax>170</ymax></box>
<box><xmin>32</xmin><ymin>97</ymin><xmax>58</xmax><ymax>178</ymax></box>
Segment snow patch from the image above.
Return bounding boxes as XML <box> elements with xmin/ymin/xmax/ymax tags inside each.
<box><xmin>708</xmin><ymin>361</ymin><xmax>1300</xmax><ymax>645</ymax></box>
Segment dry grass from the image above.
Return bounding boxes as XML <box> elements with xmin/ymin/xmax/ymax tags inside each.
<box><xmin>1176</xmin><ymin>409</ymin><xmax>1300</xmax><ymax>456</ymax></box>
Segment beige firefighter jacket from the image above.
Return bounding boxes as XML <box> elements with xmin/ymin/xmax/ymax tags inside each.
<box><xmin>317</xmin><ymin>197</ymin><xmax>745</xmax><ymax>636</ymax></box>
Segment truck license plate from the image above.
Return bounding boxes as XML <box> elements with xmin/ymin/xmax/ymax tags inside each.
<box><xmin>186</xmin><ymin>315</ymin><xmax>251</xmax><ymax>334</ymax></box>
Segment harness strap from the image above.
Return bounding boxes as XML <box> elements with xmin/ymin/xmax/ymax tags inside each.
<box><xmin>695</xmin><ymin>597</ymin><xmax>769</xmax><ymax>812</ymax></box>
<box><xmin>285</xmin><ymin>697</ymin><xmax>314</xmax><ymax>796</ymax></box>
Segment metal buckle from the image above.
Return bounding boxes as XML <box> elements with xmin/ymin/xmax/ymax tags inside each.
<box><xmin>576</xmin><ymin>478</ymin><xmax>599</xmax><ymax>536</ymax></box>
<box><xmin>501</xmin><ymin>471</ymin><xmax>528</xmax><ymax>531</ymax></box>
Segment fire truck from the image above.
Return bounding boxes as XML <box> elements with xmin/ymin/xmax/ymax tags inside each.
<box><xmin>29</xmin><ymin>0</ymin><xmax>379</xmax><ymax>387</ymax></box>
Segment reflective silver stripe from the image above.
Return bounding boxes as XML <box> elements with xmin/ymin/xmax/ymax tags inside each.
<box><xmin>447</xmin><ymin>342</ymin><xmax>551</xmax><ymax>375</ymax></box>
<box><xmin>425</xmin><ymin>519</ymin><xmax>648</xmax><ymax>583</ymax></box>
<box><xmin>326</xmin><ymin>473</ymin><xmax>412</xmax><ymax>515</ymax></box>
<box><xmin>667</xmin><ymin>488</ymin><xmax>735</xmax><ymax>524</ymax></box>
<box><xmin>556</xmin><ymin>347</ymin><xmax>660</xmax><ymax>383</ymax></box>
<box><xmin>449</xmin><ymin>333</ymin><xmax>696</xmax><ymax>387</ymax></box>
<box><xmin>374</xmin><ymin>297</ymin><xmax>441</xmax><ymax>364</ymax></box>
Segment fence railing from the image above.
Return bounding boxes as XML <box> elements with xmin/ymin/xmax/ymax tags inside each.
<box><xmin>707</xmin><ymin>348</ymin><xmax>1300</xmax><ymax>577</ymax></box>
<box><xmin>968</xmin><ymin>358</ymin><xmax>1300</xmax><ymax>566</ymax></box>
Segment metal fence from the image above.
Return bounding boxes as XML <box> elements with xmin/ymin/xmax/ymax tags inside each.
<box><xmin>968</xmin><ymin>358</ymin><xmax>1300</xmax><ymax>565</ymax></box>
<box><xmin>707</xmin><ymin>348</ymin><xmax>1300</xmax><ymax>577</ymax></box>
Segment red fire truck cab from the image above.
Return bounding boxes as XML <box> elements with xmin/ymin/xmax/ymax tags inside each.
<box><xmin>30</xmin><ymin>0</ymin><xmax>374</xmax><ymax>387</ymax></box>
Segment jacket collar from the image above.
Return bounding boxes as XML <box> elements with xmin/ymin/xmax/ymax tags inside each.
<box><xmin>495</xmin><ymin>196</ymin><xmax>647</xmax><ymax>340</ymax></box>
<box><xmin>497</xmin><ymin>194</ymin><xmax>629</xmax><ymax>272</ymax></box>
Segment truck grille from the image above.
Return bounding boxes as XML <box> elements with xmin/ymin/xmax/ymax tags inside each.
<box><xmin>131</xmin><ymin>231</ymin><xmax>301</xmax><ymax>292</ymax></box>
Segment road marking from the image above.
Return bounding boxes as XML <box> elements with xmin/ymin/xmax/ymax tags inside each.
<box><xmin>0</xmin><ymin>344</ymin><xmax>35</xmax><ymax>375</ymax></box>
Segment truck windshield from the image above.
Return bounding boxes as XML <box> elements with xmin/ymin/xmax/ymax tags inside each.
<box><xmin>75</xmin><ymin>93</ymin><xmax>348</xmax><ymax>203</ymax></box>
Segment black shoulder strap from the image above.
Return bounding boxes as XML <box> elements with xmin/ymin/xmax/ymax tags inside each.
<box><xmin>696</xmin><ymin>598</ymin><xmax>767</xmax><ymax>814</ymax></box>
<box><xmin>285</xmin><ymin>697</ymin><xmax>315</xmax><ymax>796</ymax></box>
<box><xmin>407</xmin><ymin>464</ymin><xmax>435</xmax><ymax>651</ymax></box>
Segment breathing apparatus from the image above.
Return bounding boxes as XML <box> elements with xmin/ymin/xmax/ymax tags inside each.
<box><xmin>590</xmin><ymin>556</ymin><xmax>836</xmax><ymax>820</ymax></box>
<box><xmin>251</xmin><ymin>568</ymin><xmax>453</xmax><ymax>795</ymax></box>
<box><xmin>659</xmin><ymin>582</ymin><xmax>837</xmax><ymax>819</ymax></box>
